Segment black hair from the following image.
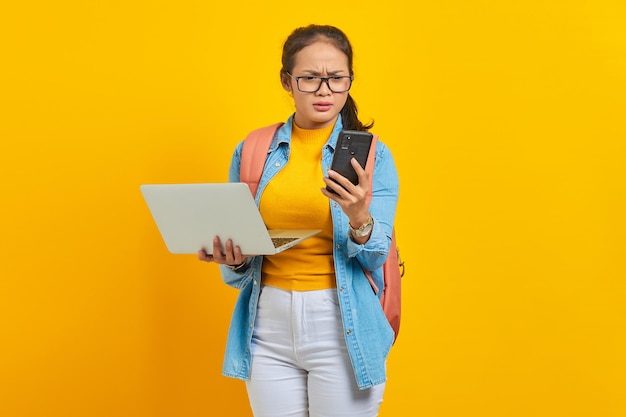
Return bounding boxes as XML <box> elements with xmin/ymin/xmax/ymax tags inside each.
<box><xmin>280</xmin><ymin>25</ymin><xmax>374</xmax><ymax>131</ymax></box>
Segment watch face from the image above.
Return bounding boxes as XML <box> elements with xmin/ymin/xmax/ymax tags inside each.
<box><xmin>351</xmin><ymin>216</ymin><xmax>374</xmax><ymax>237</ymax></box>
<box><xmin>356</xmin><ymin>223</ymin><xmax>373</xmax><ymax>237</ymax></box>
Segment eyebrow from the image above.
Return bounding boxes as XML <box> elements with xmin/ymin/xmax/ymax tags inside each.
<box><xmin>301</xmin><ymin>70</ymin><xmax>347</xmax><ymax>76</ymax></box>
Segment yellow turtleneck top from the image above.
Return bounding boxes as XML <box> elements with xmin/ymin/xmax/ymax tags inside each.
<box><xmin>259</xmin><ymin>123</ymin><xmax>336</xmax><ymax>291</ymax></box>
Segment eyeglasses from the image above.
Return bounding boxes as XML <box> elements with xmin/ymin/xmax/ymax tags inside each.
<box><xmin>287</xmin><ymin>73</ymin><xmax>353</xmax><ymax>93</ymax></box>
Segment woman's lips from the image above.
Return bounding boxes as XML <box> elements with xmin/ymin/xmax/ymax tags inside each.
<box><xmin>313</xmin><ymin>102</ymin><xmax>332</xmax><ymax>112</ymax></box>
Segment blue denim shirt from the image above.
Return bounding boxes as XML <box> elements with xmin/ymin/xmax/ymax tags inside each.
<box><xmin>219</xmin><ymin>114</ymin><xmax>399</xmax><ymax>390</ymax></box>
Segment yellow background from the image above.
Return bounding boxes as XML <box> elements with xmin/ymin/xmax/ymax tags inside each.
<box><xmin>1</xmin><ymin>1</ymin><xmax>625</xmax><ymax>416</ymax></box>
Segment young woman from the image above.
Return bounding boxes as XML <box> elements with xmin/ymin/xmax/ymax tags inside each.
<box><xmin>198</xmin><ymin>24</ymin><xmax>399</xmax><ymax>417</ymax></box>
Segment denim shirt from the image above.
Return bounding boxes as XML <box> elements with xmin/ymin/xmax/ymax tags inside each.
<box><xmin>219</xmin><ymin>114</ymin><xmax>399</xmax><ymax>390</ymax></box>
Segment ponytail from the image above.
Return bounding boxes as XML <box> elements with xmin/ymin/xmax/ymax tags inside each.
<box><xmin>341</xmin><ymin>94</ymin><xmax>374</xmax><ymax>132</ymax></box>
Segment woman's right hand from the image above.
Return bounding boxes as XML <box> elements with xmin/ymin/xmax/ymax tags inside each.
<box><xmin>197</xmin><ymin>236</ymin><xmax>248</xmax><ymax>266</ymax></box>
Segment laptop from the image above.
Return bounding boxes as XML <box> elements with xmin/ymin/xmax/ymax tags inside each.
<box><xmin>140</xmin><ymin>182</ymin><xmax>321</xmax><ymax>255</ymax></box>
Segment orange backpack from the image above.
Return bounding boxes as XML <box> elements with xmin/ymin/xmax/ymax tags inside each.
<box><xmin>240</xmin><ymin>123</ymin><xmax>404</xmax><ymax>343</ymax></box>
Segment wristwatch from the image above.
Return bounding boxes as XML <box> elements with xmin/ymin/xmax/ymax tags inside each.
<box><xmin>349</xmin><ymin>215</ymin><xmax>374</xmax><ymax>238</ymax></box>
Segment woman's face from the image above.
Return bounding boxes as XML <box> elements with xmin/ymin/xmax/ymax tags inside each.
<box><xmin>283</xmin><ymin>41</ymin><xmax>350</xmax><ymax>130</ymax></box>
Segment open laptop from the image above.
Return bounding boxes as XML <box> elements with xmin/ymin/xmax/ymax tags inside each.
<box><xmin>140</xmin><ymin>182</ymin><xmax>321</xmax><ymax>255</ymax></box>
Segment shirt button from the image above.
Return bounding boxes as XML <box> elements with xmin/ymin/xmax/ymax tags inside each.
<box><xmin>335</xmin><ymin>244</ymin><xmax>340</xmax><ymax>249</ymax></box>
<box><xmin>340</xmin><ymin>287</ymin><xmax>344</xmax><ymax>292</ymax></box>
<box><xmin>346</xmin><ymin>330</ymin><xmax>352</xmax><ymax>335</ymax></box>
<box><xmin>275</xmin><ymin>162</ymin><xmax>280</xmax><ymax>167</ymax></box>
<box><xmin>254</xmin><ymin>280</ymin><xmax>258</xmax><ymax>285</ymax></box>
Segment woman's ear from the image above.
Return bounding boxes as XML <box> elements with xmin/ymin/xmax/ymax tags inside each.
<box><xmin>280</xmin><ymin>72</ymin><xmax>292</xmax><ymax>92</ymax></box>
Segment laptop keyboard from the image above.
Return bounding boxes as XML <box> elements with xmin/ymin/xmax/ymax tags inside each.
<box><xmin>271</xmin><ymin>237</ymin><xmax>299</xmax><ymax>248</ymax></box>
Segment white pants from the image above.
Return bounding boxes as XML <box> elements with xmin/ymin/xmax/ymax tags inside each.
<box><xmin>245</xmin><ymin>285</ymin><xmax>385</xmax><ymax>417</ymax></box>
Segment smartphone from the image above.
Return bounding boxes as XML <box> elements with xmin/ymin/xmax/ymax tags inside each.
<box><xmin>327</xmin><ymin>130</ymin><xmax>373</xmax><ymax>192</ymax></box>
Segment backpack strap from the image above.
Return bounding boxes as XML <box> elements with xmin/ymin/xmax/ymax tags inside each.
<box><xmin>363</xmin><ymin>133</ymin><xmax>403</xmax><ymax>277</ymax></box>
<box><xmin>361</xmin><ymin>133</ymin><xmax>402</xmax><ymax>342</ymax></box>
<box><xmin>240</xmin><ymin>122</ymin><xmax>284</xmax><ymax>197</ymax></box>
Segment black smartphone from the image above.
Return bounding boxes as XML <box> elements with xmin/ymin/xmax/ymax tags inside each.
<box><xmin>327</xmin><ymin>130</ymin><xmax>373</xmax><ymax>192</ymax></box>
